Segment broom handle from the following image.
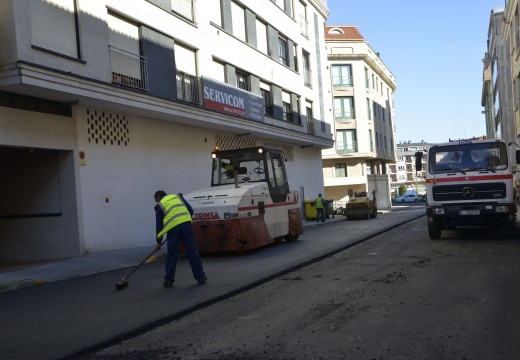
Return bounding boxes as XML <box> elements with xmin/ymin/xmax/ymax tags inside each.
<box><xmin>123</xmin><ymin>239</ymin><xmax>167</xmax><ymax>281</ymax></box>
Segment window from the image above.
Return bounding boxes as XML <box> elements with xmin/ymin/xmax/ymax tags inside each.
<box><xmin>256</xmin><ymin>19</ymin><xmax>268</xmax><ymax>54</ymax></box>
<box><xmin>299</xmin><ymin>1</ymin><xmax>308</xmax><ymax>36</ymax></box>
<box><xmin>231</xmin><ymin>1</ymin><xmax>246</xmax><ymax>42</ymax></box>
<box><xmin>282</xmin><ymin>91</ymin><xmax>291</xmax><ymax>121</ymax></box>
<box><xmin>332</xmin><ymin>65</ymin><xmax>352</xmax><ymax>87</ymax></box>
<box><xmin>303</xmin><ymin>51</ymin><xmax>311</xmax><ymax>86</ymax></box>
<box><xmin>369</xmin><ymin>129</ymin><xmax>374</xmax><ymax>152</ymax></box>
<box><xmin>372</xmin><ymin>74</ymin><xmax>375</xmax><ymax>89</ymax></box>
<box><xmin>108</xmin><ymin>14</ymin><xmax>148</xmax><ymax>90</ymax></box>
<box><xmin>30</xmin><ymin>0</ymin><xmax>79</xmax><ymax>58</ymax></box>
<box><xmin>236</xmin><ymin>70</ymin><xmax>249</xmax><ymax>91</ymax></box>
<box><xmin>261</xmin><ymin>82</ymin><xmax>273</xmax><ymax>116</ymax></box>
<box><xmin>336</xmin><ymin>130</ymin><xmax>357</xmax><ymax>153</ymax></box>
<box><xmin>210</xmin><ymin>0</ymin><xmax>222</xmax><ymax>26</ymax></box>
<box><xmin>293</xmin><ymin>44</ymin><xmax>299</xmax><ymax>72</ymax></box>
<box><xmin>172</xmin><ymin>0</ymin><xmax>193</xmax><ymax>21</ymax></box>
<box><xmin>334</xmin><ymin>96</ymin><xmax>355</xmax><ymax>120</ymax></box>
<box><xmin>366</xmin><ymin>98</ymin><xmax>371</xmax><ymax>120</ymax></box>
<box><xmin>212</xmin><ymin>60</ymin><xmax>225</xmax><ymax>82</ymax></box>
<box><xmin>175</xmin><ymin>44</ymin><xmax>197</xmax><ymax>103</ymax></box>
<box><xmin>278</xmin><ymin>36</ymin><xmax>289</xmax><ymax>66</ymax></box>
<box><xmin>364</xmin><ymin>67</ymin><xmax>369</xmax><ymax>88</ymax></box>
<box><xmin>335</xmin><ymin>163</ymin><xmax>347</xmax><ymax>177</ymax></box>
<box><xmin>306</xmin><ymin>101</ymin><xmax>314</xmax><ymax>134</ymax></box>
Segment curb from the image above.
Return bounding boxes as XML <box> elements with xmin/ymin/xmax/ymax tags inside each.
<box><xmin>0</xmin><ymin>279</ymin><xmax>46</xmax><ymax>294</ymax></box>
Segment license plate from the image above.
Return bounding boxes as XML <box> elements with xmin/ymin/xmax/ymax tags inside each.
<box><xmin>459</xmin><ymin>210</ymin><xmax>480</xmax><ymax>215</ymax></box>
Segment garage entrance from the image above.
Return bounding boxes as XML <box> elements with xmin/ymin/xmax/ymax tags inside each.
<box><xmin>0</xmin><ymin>147</ymin><xmax>80</xmax><ymax>263</ymax></box>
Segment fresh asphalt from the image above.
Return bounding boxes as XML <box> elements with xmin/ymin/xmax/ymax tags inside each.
<box><xmin>0</xmin><ymin>206</ymin><xmax>427</xmax><ymax>360</ymax></box>
<box><xmin>0</xmin><ymin>206</ymin><xmax>421</xmax><ymax>294</ymax></box>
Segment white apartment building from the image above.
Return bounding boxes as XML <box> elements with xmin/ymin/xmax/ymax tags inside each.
<box><xmin>0</xmin><ymin>0</ymin><xmax>333</xmax><ymax>263</ymax></box>
<box><xmin>322</xmin><ymin>25</ymin><xmax>396</xmax><ymax>209</ymax></box>
<box><xmin>389</xmin><ymin>141</ymin><xmax>431</xmax><ymax>197</ymax></box>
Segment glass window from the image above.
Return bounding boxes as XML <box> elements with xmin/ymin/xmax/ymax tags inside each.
<box><xmin>278</xmin><ymin>36</ymin><xmax>289</xmax><ymax>66</ymax></box>
<box><xmin>336</xmin><ymin>130</ymin><xmax>357</xmax><ymax>153</ymax></box>
<box><xmin>335</xmin><ymin>163</ymin><xmax>347</xmax><ymax>177</ymax></box>
<box><xmin>303</xmin><ymin>51</ymin><xmax>311</xmax><ymax>86</ymax></box>
<box><xmin>334</xmin><ymin>96</ymin><xmax>355</xmax><ymax>120</ymax></box>
<box><xmin>236</xmin><ymin>71</ymin><xmax>249</xmax><ymax>91</ymax></box>
<box><xmin>282</xmin><ymin>91</ymin><xmax>291</xmax><ymax>121</ymax></box>
<box><xmin>256</xmin><ymin>19</ymin><xmax>268</xmax><ymax>54</ymax></box>
<box><xmin>332</xmin><ymin>65</ymin><xmax>353</xmax><ymax>87</ymax></box>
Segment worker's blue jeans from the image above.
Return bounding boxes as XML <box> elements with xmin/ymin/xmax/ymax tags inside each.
<box><xmin>164</xmin><ymin>222</ymin><xmax>206</xmax><ymax>283</ymax></box>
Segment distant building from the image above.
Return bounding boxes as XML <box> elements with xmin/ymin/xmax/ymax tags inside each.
<box><xmin>323</xmin><ymin>25</ymin><xmax>397</xmax><ymax>209</ymax></box>
<box><xmin>389</xmin><ymin>141</ymin><xmax>432</xmax><ymax>197</ymax></box>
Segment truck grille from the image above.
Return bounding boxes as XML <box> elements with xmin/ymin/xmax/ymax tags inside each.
<box><xmin>432</xmin><ymin>182</ymin><xmax>506</xmax><ymax>201</ymax></box>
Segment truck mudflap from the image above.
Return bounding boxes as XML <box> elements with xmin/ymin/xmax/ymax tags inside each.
<box><xmin>288</xmin><ymin>208</ymin><xmax>303</xmax><ymax>238</ymax></box>
<box><xmin>192</xmin><ymin>216</ymin><xmax>272</xmax><ymax>253</ymax></box>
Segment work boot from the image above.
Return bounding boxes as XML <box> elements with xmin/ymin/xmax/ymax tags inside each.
<box><xmin>197</xmin><ymin>276</ymin><xmax>208</xmax><ymax>285</ymax></box>
<box><xmin>163</xmin><ymin>280</ymin><xmax>173</xmax><ymax>288</ymax></box>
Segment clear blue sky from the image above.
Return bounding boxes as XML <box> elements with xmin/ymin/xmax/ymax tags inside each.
<box><xmin>325</xmin><ymin>0</ymin><xmax>504</xmax><ymax>144</ymax></box>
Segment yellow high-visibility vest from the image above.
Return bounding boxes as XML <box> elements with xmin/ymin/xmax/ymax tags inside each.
<box><xmin>315</xmin><ymin>196</ymin><xmax>324</xmax><ymax>208</ymax></box>
<box><xmin>157</xmin><ymin>194</ymin><xmax>192</xmax><ymax>239</ymax></box>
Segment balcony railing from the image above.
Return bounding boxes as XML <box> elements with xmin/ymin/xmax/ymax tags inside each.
<box><xmin>337</xmin><ymin>142</ymin><xmax>358</xmax><ymax>154</ymax></box>
<box><xmin>334</xmin><ymin>108</ymin><xmax>355</xmax><ymax>121</ymax></box>
<box><xmin>109</xmin><ymin>46</ymin><xmax>148</xmax><ymax>91</ymax></box>
<box><xmin>176</xmin><ymin>71</ymin><xmax>200</xmax><ymax>105</ymax></box>
<box><xmin>332</xmin><ymin>75</ymin><xmax>353</xmax><ymax>87</ymax></box>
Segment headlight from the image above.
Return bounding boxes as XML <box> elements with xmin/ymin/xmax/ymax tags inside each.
<box><xmin>432</xmin><ymin>208</ymin><xmax>445</xmax><ymax>215</ymax></box>
<box><xmin>495</xmin><ymin>206</ymin><xmax>509</xmax><ymax>213</ymax></box>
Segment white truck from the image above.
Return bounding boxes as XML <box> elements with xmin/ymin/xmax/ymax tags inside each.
<box><xmin>184</xmin><ymin>146</ymin><xmax>303</xmax><ymax>253</ymax></box>
<box><xmin>417</xmin><ymin>139</ymin><xmax>519</xmax><ymax>239</ymax></box>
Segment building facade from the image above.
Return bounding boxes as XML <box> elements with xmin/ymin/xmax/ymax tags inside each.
<box><xmin>482</xmin><ymin>7</ymin><xmax>514</xmax><ymax>145</ymax></box>
<box><xmin>322</xmin><ymin>25</ymin><xmax>397</xmax><ymax>209</ymax></box>
<box><xmin>0</xmin><ymin>0</ymin><xmax>333</xmax><ymax>262</ymax></box>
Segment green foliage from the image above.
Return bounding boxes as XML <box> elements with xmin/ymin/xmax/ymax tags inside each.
<box><xmin>398</xmin><ymin>185</ymin><xmax>408</xmax><ymax>197</ymax></box>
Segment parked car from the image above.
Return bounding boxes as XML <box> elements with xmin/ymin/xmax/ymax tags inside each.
<box><xmin>395</xmin><ymin>194</ymin><xmax>418</xmax><ymax>203</ymax></box>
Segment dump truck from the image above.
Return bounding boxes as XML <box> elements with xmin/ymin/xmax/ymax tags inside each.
<box><xmin>183</xmin><ymin>146</ymin><xmax>303</xmax><ymax>253</ymax></box>
<box><xmin>344</xmin><ymin>191</ymin><xmax>377</xmax><ymax>220</ymax></box>
<box><xmin>418</xmin><ymin>138</ymin><xmax>520</xmax><ymax>239</ymax></box>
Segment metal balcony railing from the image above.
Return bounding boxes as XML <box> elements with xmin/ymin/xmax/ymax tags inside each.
<box><xmin>337</xmin><ymin>142</ymin><xmax>358</xmax><ymax>154</ymax></box>
<box><xmin>332</xmin><ymin>75</ymin><xmax>353</xmax><ymax>87</ymax></box>
<box><xmin>334</xmin><ymin>108</ymin><xmax>355</xmax><ymax>121</ymax></box>
<box><xmin>109</xmin><ymin>46</ymin><xmax>148</xmax><ymax>91</ymax></box>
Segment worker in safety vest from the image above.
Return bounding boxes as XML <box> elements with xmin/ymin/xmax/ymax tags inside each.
<box><xmin>154</xmin><ymin>190</ymin><xmax>207</xmax><ymax>287</ymax></box>
<box><xmin>315</xmin><ymin>193</ymin><xmax>325</xmax><ymax>223</ymax></box>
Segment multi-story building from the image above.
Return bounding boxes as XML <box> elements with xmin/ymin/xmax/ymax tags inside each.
<box><xmin>0</xmin><ymin>0</ymin><xmax>333</xmax><ymax>263</ymax></box>
<box><xmin>482</xmin><ymin>7</ymin><xmax>514</xmax><ymax>145</ymax></box>
<box><xmin>322</xmin><ymin>25</ymin><xmax>396</xmax><ymax>209</ymax></box>
<box><xmin>389</xmin><ymin>141</ymin><xmax>431</xmax><ymax>197</ymax></box>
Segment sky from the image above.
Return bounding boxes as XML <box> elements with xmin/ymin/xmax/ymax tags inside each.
<box><xmin>325</xmin><ymin>0</ymin><xmax>505</xmax><ymax>144</ymax></box>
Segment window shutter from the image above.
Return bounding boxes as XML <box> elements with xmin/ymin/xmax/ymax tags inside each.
<box><xmin>30</xmin><ymin>0</ymin><xmax>78</xmax><ymax>58</ymax></box>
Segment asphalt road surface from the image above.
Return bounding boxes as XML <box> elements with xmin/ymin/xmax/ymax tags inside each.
<box><xmin>77</xmin><ymin>218</ymin><xmax>520</xmax><ymax>360</ymax></box>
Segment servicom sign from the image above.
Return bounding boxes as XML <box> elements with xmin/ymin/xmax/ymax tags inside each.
<box><xmin>202</xmin><ymin>76</ymin><xmax>264</xmax><ymax>122</ymax></box>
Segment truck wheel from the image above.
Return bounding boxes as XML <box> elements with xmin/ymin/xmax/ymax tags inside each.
<box><xmin>428</xmin><ymin>219</ymin><xmax>441</xmax><ymax>239</ymax></box>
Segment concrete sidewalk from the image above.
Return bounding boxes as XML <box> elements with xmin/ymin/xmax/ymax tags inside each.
<box><xmin>0</xmin><ymin>216</ymin><xmax>345</xmax><ymax>294</ymax></box>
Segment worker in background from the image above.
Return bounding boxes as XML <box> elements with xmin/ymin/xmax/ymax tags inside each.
<box><xmin>154</xmin><ymin>190</ymin><xmax>207</xmax><ymax>288</ymax></box>
<box><xmin>315</xmin><ymin>193</ymin><xmax>325</xmax><ymax>223</ymax></box>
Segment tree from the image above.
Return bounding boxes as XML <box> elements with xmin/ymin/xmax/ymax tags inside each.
<box><xmin>398</xmin><ymin>185</ymin><xmax>408</xmax><ymax>197</ymax></box>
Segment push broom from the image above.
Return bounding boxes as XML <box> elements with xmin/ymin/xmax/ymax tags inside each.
<box><xmin>115</xmin><ymin>239</ymin><xmax>166</xmax><ymax>290</ymax></box>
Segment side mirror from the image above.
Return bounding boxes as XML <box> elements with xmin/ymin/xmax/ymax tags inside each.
<box><xmin>415</xmin><ymin>151</ymin><xmax>423</xmax><ymax>172</ymax></box>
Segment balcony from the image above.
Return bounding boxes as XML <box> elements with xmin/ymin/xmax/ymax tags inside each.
<box><xmin>332</xmin><ymin>75</ymin><xmax>353</xmax><ymax>88</ymax></box>
<box><xmin>336</xmin><ymin>142</ymin><xmax>358</xmax><ymax>154</ymax></box>
<box><xmin>334</xmin><ymin>108</ymin><xmax>355</xmax><ymax>122</ymax></box>
<box><xmin>109</xmin><ymin>46</ymin><xmax>148</xmax><ymax>91</ymax></box>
